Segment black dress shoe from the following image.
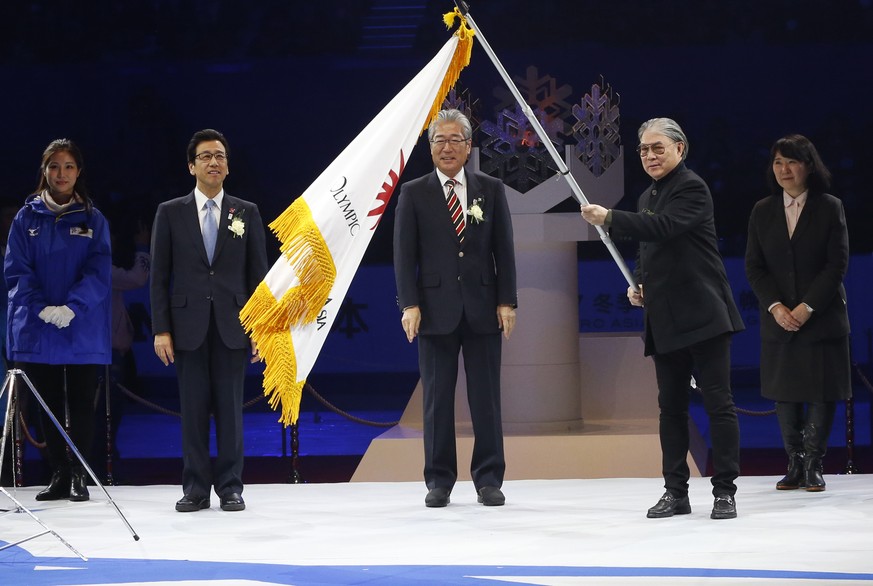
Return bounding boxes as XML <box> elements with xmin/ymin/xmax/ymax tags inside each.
<box><xmin>425</xmin><ymin>487</ymin><xmax>451</xmax><ymax>508</ymax></box>
<box><xmin>711</xmin><ymin>494</ymin><xmax>737</xmax><ymax>519</ymax></box>
<box><xmin>69</xmin><ymin>468</ymin><xmax>90</xmax><ymax>502</ymax></box>
<box><xmin>175</xmin><ymin>495</ymin><xmax>211</xmax><ymax>512</ymax></box>
<box><xmin>477</xmin><ymin>486</ymin><xmax>505</xmax><ymax>506</ymax></box>
<box><xmin>220</xmin><ymin>493</ymin><xmax>246</xmax><ymax>512</ymax></box>
<box><xmin>646</xmin><ymin>492</ymin><xmax>691</xmax><ymax>518</ymax></box>
<box><xmin>35</xmin><ymin>470</ymin><xmax>70</xmax><ymax>501</ymax></box>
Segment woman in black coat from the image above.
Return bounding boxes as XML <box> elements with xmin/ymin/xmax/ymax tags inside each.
<box><xmin>745</xmin><ymin>134</ymin><xmax>850</xmax><ymax>492</ymax></box>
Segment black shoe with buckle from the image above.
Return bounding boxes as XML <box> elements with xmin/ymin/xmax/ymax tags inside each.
<box><xmin>711</xmin><ymin>494</ymin><xmax>737</xmax><ymax>519</ymax></box>
<box><xmin>646</xmin><ymin>492</ymin><xmax>691</xmax><ymax>518</ymax></box>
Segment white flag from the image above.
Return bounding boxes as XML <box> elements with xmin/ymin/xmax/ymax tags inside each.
<box><xmin>242</xmin><ymin>26</ymin><xmax>474</xmax><ymax>425</ymax></box>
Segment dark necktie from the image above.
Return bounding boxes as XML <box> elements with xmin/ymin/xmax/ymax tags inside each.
<box><xmin>203</xmin><ymin>199</ymin><xmax>218</xmax><ymax>263</ymax></box>
<box><xmin>445</xmin><ymin>178</ymin><xmax>465</xmax><ymax>243</ymax></box>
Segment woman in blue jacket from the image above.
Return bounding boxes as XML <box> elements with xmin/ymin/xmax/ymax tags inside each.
<box><xmin>5</xmin><ymin>139</ymin><xmax>111</xmax><ymax>501</ymax></box>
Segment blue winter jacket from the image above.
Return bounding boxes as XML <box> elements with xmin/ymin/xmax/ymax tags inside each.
<box><xmin>4</xmin><ymin>194</ymin><xmax>112</xmax><ymax>365</ymax></box>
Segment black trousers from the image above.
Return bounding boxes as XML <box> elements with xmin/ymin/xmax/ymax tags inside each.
<box><xmin>175</xmin><ymin>315</ymin><xmax>247</xmax><ymax>499</ymax></box>
<box><xmin>652</xmin><ymin>333</ymin><xmax>740</xmax><ymax>497</ymax></box>
<box><xmin>418</xmin><ymin>316</ymin><xmax>504</xmax><ymax>491</ymax></box>
<box><xmin>16</xmin><ymin>362</ymin><xmax>98</xmax><ymax>474</ymax></box>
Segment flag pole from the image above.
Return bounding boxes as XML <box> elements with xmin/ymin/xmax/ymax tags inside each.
<box><xmin>453</xmin><ymin>0</ymin><xmax>638</xmax><ymax>292</ymax></box>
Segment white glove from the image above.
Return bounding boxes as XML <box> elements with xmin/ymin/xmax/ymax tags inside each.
<box><xmin>53</xmin><ymin>305</ymin><xmax>75</xmax><ymax>328</ymax></box>
<box><xmin>38</xmin><ymin>307</ymin><xmax>54</xmax><ymax>324</ymax></box>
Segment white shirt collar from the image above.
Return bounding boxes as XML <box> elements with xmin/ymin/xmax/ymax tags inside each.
<box><xmin>194</xmin><ymin>187</ymin><xmax>224</xmax><ymax>212</ymax></box>
<box><xmin>435</xmin><ymin>167</ymin><xmax>466</xmax><ymax>189</ymax></box>
<box><xmin>783</xmin><ymin>190</ymin><xmax>808</xmax><ymax>208</ymax></box>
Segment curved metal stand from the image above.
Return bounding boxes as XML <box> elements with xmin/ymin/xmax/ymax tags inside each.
<box><xmin>0</xmin><ymin>368</ymin><xmax>139</xmax><ymax>560</ymax></box>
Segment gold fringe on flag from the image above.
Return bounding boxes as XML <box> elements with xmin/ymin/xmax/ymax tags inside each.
<box><xmin>259</xmin><ymin>330</ymin><xmax>305</xmax><ymax>425</ymax></box>
<box><xmin>421</xmin><ymin>7</ymin><xmax>476</xmax><ymax>133</ymax></box>
<box><xmin>239</xmin><ymin>196</ymin><xmax>337</xmax><ymax>425</ymax></box>
<box><xmin>269</xmin><ymin>197</ymin><xmax>336</xmax><ymax>325</ymax></box>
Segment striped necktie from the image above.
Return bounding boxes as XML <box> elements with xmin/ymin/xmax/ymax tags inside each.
<box><xmin>445</xmin><ymin>178</ymin><xmax>465</xmax><ymax>243</ymax></box>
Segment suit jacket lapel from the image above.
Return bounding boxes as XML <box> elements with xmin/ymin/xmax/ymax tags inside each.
<box><xmin>212</xmin><ymin>195</ymin><xmax>233</xmax><ymax>261</ymax></box>
<box><xmin>462</xmin><ymin>171</ymin><xmax>481</xmax><ymax>246</ymax></box>
<box><xmin>790</xmin><ymin>193</ymin><xmax>816</xmax><ymax>242</ymax></box>
<box><xmin>180</xmin><ymin>192</ymin><xmax>211</xmax><ymax>265</ymax></box>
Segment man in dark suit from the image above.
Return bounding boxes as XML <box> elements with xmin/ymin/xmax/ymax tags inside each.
<box><xmin>581</xmin><ymin>117</ymin><xmax>744</xmax><ymax>520</ymax></box>
<box><xmin>394</xmin><ymin>109</ymin><xmax>517</xmax><ymax>508</ymax></box>
<box><xmin>150</xmin><ymin>129</ymin><xmax>268</xmax><ymax>512</ymax></box>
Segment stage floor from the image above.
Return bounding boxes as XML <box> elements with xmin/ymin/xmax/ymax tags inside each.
<box><xmin>2</xmin><ymin>475</ymin><xmax>872</xmax><ymax>585</ymax></box>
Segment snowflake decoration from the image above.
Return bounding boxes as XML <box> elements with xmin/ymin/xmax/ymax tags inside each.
<box><xmin>479</xmin><ymin>104</ymin><xmax>560</xmax><ymax>193</ymax></box>
<box><xmin>441</xmin><ymin>85</ymin><xmax>481</xmax><ymax>138</ymax></box>
<box><xmin>494</xmin><ymin>65</ymin><xmax>574</xmax><ymax>140</ymax></box>
<box><xmin>572</xmin><ymin>76</ymin><xmax>621</xmax><ymax>177</ymax></box>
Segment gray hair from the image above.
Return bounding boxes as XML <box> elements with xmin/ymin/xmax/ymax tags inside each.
<box><xmin>428</xmin><ymin>109</ymin><xmax>473</xmax><ymax>141</ymax></box>
<box><xmin>638</xmin><ymin>117</ymin><xmax>689</xmax><ymax>161</ymax></box>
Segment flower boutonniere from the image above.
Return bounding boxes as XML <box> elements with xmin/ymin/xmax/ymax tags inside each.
<box><xmin>467</xmin><ymin>197</ymin><xmax>485</xmax><ymax>224</ymax></box>
<box><xmin>227</xmin><ymin>207</ymin><xmax>245</xmax><ymax>238</ymax></box>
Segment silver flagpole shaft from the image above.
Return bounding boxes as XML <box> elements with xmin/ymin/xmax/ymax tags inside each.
<box><xmin>454</xmin><ymin>1</ymin><xmax>638</xmax><ymax>292</ymax></box>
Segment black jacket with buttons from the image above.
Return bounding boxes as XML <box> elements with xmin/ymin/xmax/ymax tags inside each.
<box><xmin>610</xmin><ymin>162</ymin><xmax>744</xmax><ymax>356</ymax></box>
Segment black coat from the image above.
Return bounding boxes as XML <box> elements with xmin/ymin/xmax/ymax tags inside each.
<box><xmin>745</xmin><ymin>191</ymin><xmax>850</xmax><ymax>402</ymax></box>
<box><xmin>610</xmin><ymin>163</ymin><xmax>744</xmax><ymax>356</ymax></box>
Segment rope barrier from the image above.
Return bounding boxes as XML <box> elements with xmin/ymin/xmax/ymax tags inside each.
<box><xmin>303</xmin><ymin>383</ymin><xmax>400</xmax><ymax>428</ymax></box>
<box><xmin>16</xmin><ymin>361</ymin><xmax>873</xmax><ymax>450</ymax></box>
<box><xmin>114</xmin><ymin>380</ymin><xmax>397</xmax><ymax>427</ymax></box>
<box><xmin>113</xmin><ymin>381</ymin><xmax>267</xmax><ymax>416</ymax></box>
<box><xmin>853</xmin><ymin>362</ymin><xmax>873</xmax><ymax>395</ymax></box>
<box><xmin>689</xmin><ymin>382</ymin><xmax>775</xmax><ymax>417</ymax></box>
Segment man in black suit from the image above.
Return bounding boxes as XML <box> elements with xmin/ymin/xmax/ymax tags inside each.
<box><xmin>394</xmin><ymin>109</ymin><xmax>517</xmax><ymax>508</ymax></box>
<box><xmin>581</xmin><ymin>118</ymin><xmax>744</xmax><ymax>520</ymax></box>
<box><xmin>150</xmin><ymin>129</ymin><xmax>268</xmax><ymax>512</ymax></box>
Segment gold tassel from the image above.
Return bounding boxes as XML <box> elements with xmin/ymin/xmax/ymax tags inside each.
<box><xmin>422</xmin><ymin>9</ymin><xmax>476</xmax><ymax>134</ymax></box>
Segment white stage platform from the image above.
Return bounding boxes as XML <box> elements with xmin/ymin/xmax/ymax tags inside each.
<box><xmin>2</xmin><ymin>475</ymin><xmax>872</xmax><ymax>585</ymax></box>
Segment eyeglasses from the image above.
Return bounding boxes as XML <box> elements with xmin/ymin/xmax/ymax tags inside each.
<box><xmin>430</xmin><ymin>137</ymin><xmax>470</xmax><ymax>148</ymax></box>
<box><xmin>636</xmin><ymin>142</ymin><xmax>676</xmax><ymax>157</ymax></box>
<box><xmin>194</xmin><ymin>152</ymin><xmax>228</xmax><ymax>163</ymax></box>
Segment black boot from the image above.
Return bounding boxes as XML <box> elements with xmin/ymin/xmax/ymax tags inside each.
<box><xmin>775</xmin><ymin>402</ymin><xmax>805</xmax><ymax>490</ymax></box>
<box><xmin>776</xmin><ymin>452</ymin><xmax>805</xmax><ymax>490</ymax></box>
<box><xmin>69</xmin><ymin>467</ymin><xmax>90</xmax><ymax>502</ymax></box>
<box><xmin>804</xmin><ymin>457</ymin><xmax>826</xmax><ymax>492</ymax></box>
<box><xmin>35</xmin><ymin>469</ymin><xmax>71</xmax><ymax>501</ymax></box>
<box><xmin>803</xmin><ymin>402</ymin><xmax>836</xmax><ymax>493</ymax></box>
